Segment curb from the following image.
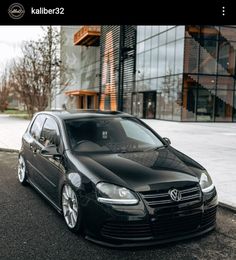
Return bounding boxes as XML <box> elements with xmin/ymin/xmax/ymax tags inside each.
<box><xmin>0</xmin><ymin>148</ymin><xmax>19</xmax><ymax>153</ymax></box>
<box><xmin>219</xmin><ymin>202</ymin><xmax>236</xmax><ymax>213</ymax></box>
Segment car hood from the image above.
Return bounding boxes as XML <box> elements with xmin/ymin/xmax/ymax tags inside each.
<box><xmin>76</xmin><ymin>147</ymin><xmax>203</xmax><ymax>192</ymax></box>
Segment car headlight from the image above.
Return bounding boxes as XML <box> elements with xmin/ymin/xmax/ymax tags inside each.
<box><xmin>96</xmin><ymin>182</ymin><xmax>139</xmax><ymax>205</ymax></box>
<box><xmin>200</xmin><ymin>172</ymin><xmax>215</xmax><ymax>193</ymax></box>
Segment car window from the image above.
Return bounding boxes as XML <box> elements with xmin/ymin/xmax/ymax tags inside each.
<box><xmin>40</xmin><ymin>117</ymin><xmax>60</xmax><ymax>147</ymax></box>
<box><xmin>30</xmin><ymin>115</ymin><xmax>46</xmax><ymax>141</ymax></box>
<box><xmin>65</xmin><ymin>117</ymin><xmax>163</xmax><ymax>153</ymax></box>
<box><xmin>120</xmin><ymin>120</ymin><xmax>157</xmax><ymax>144</ymax></box>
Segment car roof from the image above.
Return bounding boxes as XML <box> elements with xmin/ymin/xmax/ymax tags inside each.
<box><xmin>35</xmin><ymin>109</ymin><xmax>133</xmax><ymax>121</ymax></box>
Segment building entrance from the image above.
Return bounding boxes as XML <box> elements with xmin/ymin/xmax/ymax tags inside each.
<box><xmin>143</xmin><ymin>92</ymin><xmax>156</xmax><ymax>119</ymax></box>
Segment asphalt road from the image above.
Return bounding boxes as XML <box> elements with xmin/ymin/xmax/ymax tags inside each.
<box><xmin>0</xmin><ymin>151</ymin><xmax>236</xmax><ymax>260</ymax></box>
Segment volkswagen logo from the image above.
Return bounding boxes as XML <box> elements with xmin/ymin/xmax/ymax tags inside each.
<box><xmin>8</xmin><ymin>3</ymin><xmax>25</xmax><ymax>19</ymax></box>
<box><xmin>169</xmin><ymin>188</ymin><xmax>182</xmax><ymax>202</ymax></box>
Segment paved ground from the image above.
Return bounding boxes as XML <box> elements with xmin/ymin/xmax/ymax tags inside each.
<box><xmin>0</xmin><ymin>151</ymin><xmax>236</xmax><ymax>260</ymax></box>
<box><xmin>0</xmin><ymin>114</ymin><xmax>236</xmax><ymax>209</ymax></box>
<box><xmin>142</xmin><ymin>120</ymin><xmax>236</xmax><ymax>210</ymax></box>
<box><xmin>0</xmin><ymin>115</ymin><xmax>30</xmax><ymax>150</ymax></box>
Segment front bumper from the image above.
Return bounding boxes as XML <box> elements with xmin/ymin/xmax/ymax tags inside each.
<box><xmin>82</xmin><ymin>188</ymin><xmax>218</xmax><ymax>247</ymax></box>
<box><xmin>86</xmin><ymin>225</ymin><xmax>216</xmax><ymax>248</ymax></box>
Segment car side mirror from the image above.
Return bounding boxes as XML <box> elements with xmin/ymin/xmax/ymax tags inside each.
<box><xmin>52</xmin><ymin>134</ymin><xmax>60</xmax><ymax>147</ymax></box>
<box><xmin>163</xmin><ymin>137</ymin><xmax>171</xmax><ymax>146</ymax></box>
<box><xmin>41</xmin><ymin>144</ymin><xmax>61</xmax><ymax>158</ymax></box>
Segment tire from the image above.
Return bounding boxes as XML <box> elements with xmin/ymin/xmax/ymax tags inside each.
<box><xmin>17</xmin><ymin>155</ymin><xmax>28</xmax><ymax>186</ymax></box>
<box><xmin>61</xmin><ymin>184</ymin><xmax>82</xmax><ymax>233</ymax></box>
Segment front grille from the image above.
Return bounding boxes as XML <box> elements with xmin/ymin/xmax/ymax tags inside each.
<box><xmin>101</xmin><ymin>207</ymin><xmax>217</xmax><ymax>240</ymax></box>
<box><xmin>151</xmin><ymin>212</ymin><xmax>201</xmax><ymax>237</ymax></box>
<box><xmin>101</xmin><ymin>222</ymin><xmax>152</xmax><ymax>239</ymax></box>
<box><xmin>139</xmin><ymin>185</ymin><xmax>201</xmax><ymax>208</ymax></box>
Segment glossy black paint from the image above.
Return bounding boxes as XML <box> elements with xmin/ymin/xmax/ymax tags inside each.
<box><xmin>20</xmin><ymin>110</ymin><xmax>218</xmax><ymax>247</ymax></box>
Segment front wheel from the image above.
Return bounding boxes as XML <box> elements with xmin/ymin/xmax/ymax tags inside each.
<box><xmin>61</xmin><ymin>184</ymin><xmax>82</xmax><ymax>233</ymax></box>
<box><xmin>18</xmin><ymin>155</ymin><xmax>28</xmax><ymax>185</ymax></box>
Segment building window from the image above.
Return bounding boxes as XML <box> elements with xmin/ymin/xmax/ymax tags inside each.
<box><xmin>201</xmin><ymin>26</ymin><xmax>218</xmax><ymax>41</ymax></box>
<box><xmin>137</xmin><ymin>41</ymin><xmax>145</xmax><ymax>54</ymax></box>
<box><xmin>159</xmin><ymin>26</ymin><xmax>167</xmax><ymax>33</ymax></box>
<box><xmin>218</xmin><ymin>41</ymin><xmax>235</xmax><ymax>76</ymax></box>
<box><xmin>157</xmin><ymin>76</ymin><xmax>179</xmax><ymax>120</ymax></box>
<box><xmin>150</xmin><ymin>48</ymin><xmax>158</xmax><ymax>78</ymax></box>
<box><xmin>145</xmin><ymin>26</ymin><xmax>152</xmax><ymax>39</ymax></box>
<box><xmin>184</xmin><ymin>37</ymin><xmax>199</xmax><ymax>74</ymax></box>
<box><xmin>215</xmin><ymin>77</ymin><xmax>234</xmax><ymax>121</ymax></box>
<box><xmin>182</xmin><ymin>74</ymin><xmax>197</xmax><ymax>121</ymax></box>
<box><xmin>158</xmin><ymin>45</ymin><xmax>166</xmax><ymax>77</ymax></box>
<box><xmin>144</xmin><ymin>51</ymin><xmax>151</xmax><ymax>79</ymax></box>
<box><xmin>137</xmin><ymin>26</ymin><xmax>145</xmax><ymax>42</ymax></box>
<box><xmin>197</xmin><ymin>75</ymin><xmax>216</xmax><ymax>121</ymax></box>
<box><xmin>199</xmin><ymin>39</ymin><xmax>218</xmax><ymax>74</ymax></box>
<box><xmin>167</xmin><ymin>27</ymin><xmax>176</xmax><ymax>43</ymax></box>
<box><xmin>175</xmin><ymin>39</ymin><xmax>184</xmax><ymax>74</ymax></box>
<box><xmin>215</xmin><ymin>89</ymin><xmax>233</xmax><ymax>121</ymax></box>
<box><xmin>151</xmin><ymin>35</ymin><xmax>159</xmax><ymax>49</ymax></box>
<box><xmin>197</xmin><ymin>87</ymin><xmax>215</xmax><ymax>121</ymax></box>
<box><xmin>145</xmin><ymin>38</ymin><xmax>152</xmax><ymax>51</ymax></box>
<box><xmin>198</xmin><ymin>75</ymin><xmax>216</xmax><ymax>90</ymax></box>
<box><xmin>152</xmin><ymin>26</ymin><xmax>159</xmax><ymax>37</ymax></box>
<box><xmin>173</xmin><ymin>75</ymin><xmax>183</xmax><ymax>121</ymax></box>
<box><xmin>176</xmin><ymin>26</ymin><xmax>185</xmax><ymax>40</ymax></box>
<box><xmin>166</xmin><ymin>42</ymin><xmax>175</xmax><ymax>75</ymax></box>
<box><xmin>219</xmin><ymin>26</ymin><xmax>236</xmax><ymax>42</ymax></box>
<box><xmin>185</xmin><ymin>25</ymin><xmax>200</xmax><ymax>39</ymax></box>
<box><xmin>150</xmin><ymin>78</ymin><xmax>158</xmax><ymax>91</ymax></box>
<box><xmin>159</xmin><ymin>32</ymin><xmax>167</xmax><ymax>46</ymax></box>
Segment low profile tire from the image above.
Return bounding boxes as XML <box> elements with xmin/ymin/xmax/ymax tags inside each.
<box><xmin>18</xmin><ymin>155</ymin><xmax>28</xmax><ymax>186</ymax></box>
<box><xmin>61</xmin><ymin>184</ymin><xmax>82</xmax><ymax>233</ymax></box>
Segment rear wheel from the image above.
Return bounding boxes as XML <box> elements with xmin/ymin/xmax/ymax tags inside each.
<box><xmin>18</xmin><ymin>155</ymin><xmax>28</xmax><ymax>185</ymax></box>
<box><xmin>61</xmin><ymin>184</ymin><xmax>82</xmax><ymax>233</ymax></box>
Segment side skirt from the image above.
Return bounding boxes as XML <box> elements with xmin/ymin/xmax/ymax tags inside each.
<box><xmin>27</xmin><ymin>178</ymin><xmax>62</xmax><ymax>214</ymax></box>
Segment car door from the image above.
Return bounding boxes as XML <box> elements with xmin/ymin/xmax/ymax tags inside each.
<box><xmin>24</xmin><ymin>114</ymin><xmax>46</xmax><ymax>183</ymax></box>
<box><xmin>34</xmin><ymin>116</ymin><xmax>63</xmax><ymax>203</ymax></box>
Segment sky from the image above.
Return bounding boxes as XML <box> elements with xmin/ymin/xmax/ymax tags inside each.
<box><xmin>0</xmin><ymin>26</ymin><xmax>44</xmax><ymax>70</ymax></box>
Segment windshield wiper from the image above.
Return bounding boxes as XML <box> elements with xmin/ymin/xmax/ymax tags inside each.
<box><xmin>144</xmin><ymin>145</ymin><xmax>167</xmax><ymax>152</ymax></box>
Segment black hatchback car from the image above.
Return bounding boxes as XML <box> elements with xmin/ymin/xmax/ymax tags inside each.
<box><xmin>18</xmin><ymin>110</ymin><xmax>218</xmax><ymax>247</ymax></box>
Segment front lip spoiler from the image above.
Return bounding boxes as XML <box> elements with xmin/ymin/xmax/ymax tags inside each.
<box><xmin>85</xmin><ymin>224</ymin><xmax>216</xmax><ymax>248</ymax></box>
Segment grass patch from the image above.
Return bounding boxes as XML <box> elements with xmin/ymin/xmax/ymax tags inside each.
<box><xmin>4</xmin><ymin>109</ymin><xmax>27</xmax><ymax>114</ymax></box>
<box><xmin>9</xmin><ymin>114</ymin><xmax>30</xmax><ymax>120</ymax></box>
<box><xmin>0</xmin><ymin>110</ymin><xmax>30</xmax><ymax>120</ymax></box>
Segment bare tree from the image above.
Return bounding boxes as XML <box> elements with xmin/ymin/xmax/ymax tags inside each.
<box><xmin>9</xmin><ymin>26</ymin><xmax>64</xmax><ymax>117</ymax></box>
<box><xmin>0</xmin><ymin>68</ymin><xmax>10</xmax><ymax>112</ymax></box>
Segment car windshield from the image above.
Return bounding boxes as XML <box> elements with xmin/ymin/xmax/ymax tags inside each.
<box><xmin>65</xmin><ymin>117</ymin><xmax>164</xmax><ymax>153</ymax></box>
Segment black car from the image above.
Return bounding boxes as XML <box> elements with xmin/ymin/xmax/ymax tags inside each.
<box><xmin>18</xmin><ymin>110</ymin><xmax>218</xmax><ymax>247</ymax></box>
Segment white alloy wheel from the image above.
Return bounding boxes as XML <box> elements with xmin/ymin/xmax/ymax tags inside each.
<box><xmin>62</xmin><ymin>184</ymin><xmax>79</xmax><ymax>229</ymax></box>
<box><xmin>18</xmin><ymin>155</ymin><xmax>27</xmax><ymax>185</ymax></box>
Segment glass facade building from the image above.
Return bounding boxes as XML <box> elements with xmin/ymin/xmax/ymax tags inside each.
<box><xmin>133</xmin><ymin>25</ymin><xmax>236</xmax><ymax>122</ymax></box>
<box><xmin>182</xmin><ymin>26</ymin><xmax>236</xmax><ymax>122</ymax></box>
<box><xmin>134</xmin><ymin>26</ymin><xmax>184</xmax><ymax>120</ymax></box>
<box><xmin>60</xmin><ymin>25</ymin><xmax>236</xmax><ymax>122</ymax></box>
